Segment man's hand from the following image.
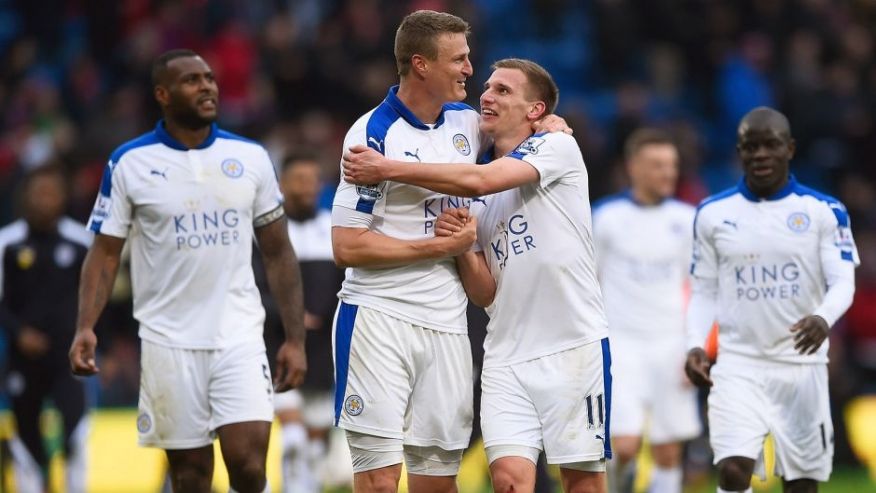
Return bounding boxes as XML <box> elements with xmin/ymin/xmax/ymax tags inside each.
<box><xmin>435</xmin><ymin>207</ymin><xmax>470</xmax><ymax>237</ymax></box>
<box><xmin>69</xmin><ymin>329</ymin><xmax>99</xmax><ymax>375</ymax></box>
<box><xmin>343</xmin><ymin>145</ymin><xmax>391</xmax><ymax>185</ymax></box>
<box><xmin>304</xmin><ymin>311</ymin><xmax>322</xmax><ymax>331</ymax></box>
<box><xmin>684</xmin><ymin>347</ymin><xmax>713</xmax><ymax>388</ymax></box>
<box><xmin>533</xmin><ymin>114</ymin><xmax>573</xmax><ymax>135</ymax></box>
<box><xmin>442</xmin><ymin>214</ymin><xmax>477</xmax><ymax>256</ymax></box>
<box><xmin>791</xmin><ymin>315</ymin><xmax>829</xmax><ymax>355</ymax></box>
<box><xmin>274</xmin><ymin>340</ymin><xmax>307</xmax><ymax>392</ymax></box>
<box><xmin>18</xmin><ymin>326</ymin><xmax>50</xmax><ymax>359</ymax></box>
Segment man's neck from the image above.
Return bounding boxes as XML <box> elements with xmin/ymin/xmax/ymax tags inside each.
<box><xmin>163</xmin><ymin>118</ymin><xmax>211</xmax><ymax>149</ymax></box>
<box><xmin>492</xmin><ymin>128</ymin><xmax>535</xmax><ymax>157</ymax></box>
<box><xmin>630</xmin><ymin>187</ymin><xmax>663</xmax><ymax>206</ymax></box>
<box><xmin>396</xmin><ymin>80</ymin><xmax>444</xmax><ymax>125</ymax></box>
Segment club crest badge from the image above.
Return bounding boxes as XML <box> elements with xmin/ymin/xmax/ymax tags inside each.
<box><xmin>221</xmin><ymin>159</ymin><xmax>244</xmax><ymax>178</ymax></box>
<box><xmin>345</xmin><ymin>395</ymin><xmax>364</xmax><ymax>416</ymax></box>
<box><xmin>453</xmin><ymin>134</ymin><xmax>471</xmax><ymax>156</ymax></box>
<box><xmin>787</xmin><ymin>212</ymin><xmax>810</xmax><ymax>233</ymax></box>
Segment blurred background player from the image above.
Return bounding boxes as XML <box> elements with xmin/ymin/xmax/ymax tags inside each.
<box><xmin>264</xmin><ymin>153</ymin><xmax>348</xmax><ymax>493</ymax></box>
<box><xmin>0</xmin><ymin>165</ymin><xmax>91</xmax><ymax>492</ymax></box>
<box><xmin>68</xmin><ymin>49</ymin><xmax>307</xmax><ymax>493</ymax></box>
<box><xmin>593</xmin><ymin>128</ymin><xmax>701</xmax><ymax>493</ymax></box>
<box><xmin>686</xmin><ymin>107</ymin><xmax>859</xmax><ymax>493</ymax></box>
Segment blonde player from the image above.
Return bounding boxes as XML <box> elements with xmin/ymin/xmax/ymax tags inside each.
<box><xmin>593</xmin><ymin>129</ymin><xmax>701</xmax><ymax>493</ymax></box>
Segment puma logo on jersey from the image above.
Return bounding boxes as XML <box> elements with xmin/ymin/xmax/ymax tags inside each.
<box><xmin>722</xmin><ymin>219</ymin><xmax>738</xmax><ymax>229</ymax></box>
<box><xmin>150</xmin><ymin>168</ymin><xmax>168</xmax><ymax>180</ymax></box>
<box><xmin>404</xmin><ymin>149</ymin><xmax>421</xmax><ymax>162</ymax></box>
<box><xmin>368</xmin><ymin>137</ymin><xmax>384</xmax><ymax>152</ymax></box>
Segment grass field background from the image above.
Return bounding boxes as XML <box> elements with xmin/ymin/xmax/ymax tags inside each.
<box><xmin>0</xmin><ymin>407</ymin><xmax>873</xmax><ymax>492</ymax></box>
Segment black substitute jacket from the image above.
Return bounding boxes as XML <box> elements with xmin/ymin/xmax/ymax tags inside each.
<box><xmin>0</xmin><ymin>218</ymin><xmax>91</xmax><ymax>367</ymax></box>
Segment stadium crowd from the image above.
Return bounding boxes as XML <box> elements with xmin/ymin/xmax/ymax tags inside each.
<box><xmin>0</xmin><ymin>0</ymin><xmax>875</xmax><ymax>488</ymax></box>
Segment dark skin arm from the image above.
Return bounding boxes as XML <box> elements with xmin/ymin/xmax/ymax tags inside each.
<box><xmin>791</xmin><ymin>315</ymin><xmax>829</xmax><ymax>355</ymax></box>
<box><xmin>70</xmin><ymin>234</ymin><xmax>126</xmax><ymax>375</ymax></box>
<box><xmin>255</xmin><ymin>216</ymin><xmax>307</xmax><ymax>392</ymax></box>
<box><xmin>684</xmin><ymin>347</ymin><xmax>713</xmax><ymax>388</ymax></box>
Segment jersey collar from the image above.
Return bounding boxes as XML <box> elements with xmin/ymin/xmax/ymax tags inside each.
<box><xmin>385</xmin><ymin>85</ymin><xmax>449</xmax><ymax>130</ymax></box>
<box><xmin>737</xmin><ymin>174</ymin><xmax>797</xmax><ymax>202</ymax></box>
<box><xmin>154</xmin><ymin>119</ymin><xmax>219</xmax><ymax>150</ymax></box>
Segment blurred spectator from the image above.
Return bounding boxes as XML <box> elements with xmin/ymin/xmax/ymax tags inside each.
<box><xmin>0</xmin><ymin>165</ymin><xmax>91</xmax><ymax>492</ymax></box>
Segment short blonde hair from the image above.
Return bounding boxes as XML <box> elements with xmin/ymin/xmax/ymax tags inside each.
<box><xmin>395</xmin><ymin>10</ymin><xmax>470</xmax><ymax>77</ymax></box>
<box><xmin>491</xmin><ymin>58</ymin><xmax>559</xmax><ymax>114</ymax></box>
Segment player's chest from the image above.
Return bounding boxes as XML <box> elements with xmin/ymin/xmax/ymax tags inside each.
<box><xmin>712</xmin><ymin>205</ymin><xmax>818</xmax><ymax>261</ymax></box>
<box><xmin>127</xmin><ymin>155</ymin><xmax>258</xmax><ymax>219</ymax></box>
<box><xmin>383</xmin><ymin>129</ymin><xmax>476</xmax><ymax>166</ymax></box>
<box><xmin>608</xmin><ymin>211</ymin><xmax>689</xmax><ymax>261</ymax></box>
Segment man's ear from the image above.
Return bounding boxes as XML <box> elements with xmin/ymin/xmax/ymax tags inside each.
<box><xmin>411</xmin><ymin>54</ymin><xmax>428</xmax><ymax>77</ymax></box>
<box><xmin>528</xmin><ymin>101</ymin><xmax>547</xmax><ymax>121</ymax></box>
<box><xmin>154</xmin><ymin>86</ymin><xmax>168</xmax><ymax>106</ymax></box>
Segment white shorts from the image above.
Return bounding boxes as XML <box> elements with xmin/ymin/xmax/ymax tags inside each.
<box><xmin>481</xmin><ymin>338</ymin><xmax>612</xmax><ymax>465</ymax></box>
<box><xmin>274</xmin><ymin>389</ymin><xmax>335</xmax><ymax>429</ymax></box>
<box><xmin>708</xmin><ymin>357</ymin><xmax>833</xmax><ymax>482</ymax></box>
<box><xmin>333</xmin><ymin>302</ymin><xmax>473</xmax><ymax>450</ymax></box>
<box><xmin>610</xmin><ymin>335</ymin><xmax>701</xmax><ymax>443</ymax></box>
<box><xmin>138</xmin><ymin>338</ymin><xmax>274</xmax><ymax>449</ymax></box>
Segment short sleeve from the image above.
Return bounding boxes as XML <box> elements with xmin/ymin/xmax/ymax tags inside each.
<box><xmin>87</xmin><ymin>160</ymin><xmax>132</xmax><ymax>238</ymax></box>
<box><xmin>332</xmin><ymin>124</ymin><xmax>389</xmax><ymax>219</ymax></box>
<box><xmin>252</xmin><ymin>147</ymin><xmax>284</xmax><ymax>227</ymax></box>
<box><xmin>508</xmin><ymin>132</ymin><xmax>582</xmax><ymax>188</ymax></box>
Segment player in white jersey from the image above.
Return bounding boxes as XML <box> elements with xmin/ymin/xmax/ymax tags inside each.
<box><xmin>343</xmin><ymin>58</ymin><xmax>610</xmax><ymax>493</ymax></box>
<box><xmin>330</xmin><ymin>11</ymin><xmax>481</xmax><ymax>493</ymax></box>
<box><xmin>593</xmin><ymin>129</ymin><xmax>701</xmax><ymax>493</ymax></box>
<box><xmin>685</xmin><ymin>107</ymin><xmax>859</xmax><ymax>493</ymax></box>
<box><xmin>68</xmin><ymin>50</ymin><xmax>307</xmax><ymax>493</ymax></box>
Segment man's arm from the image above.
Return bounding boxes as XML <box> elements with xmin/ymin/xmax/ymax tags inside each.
<box><xmin>255</xmin><ymin>217</ymin><xmax>307</xmax><ymax>392</ymax></box>
<box><xmin>70</xmin><ymin>234</ymin><xmax>125</xmax><ymax>375</ymax></box>
<box><xmin>343</xmin><ymin>146</ymin><xmax>538</xmax><ymax>198</ymax></box>
<box><xmin>332</xmin><ymin>221</ymin><xmax>477</xmax><ymax>269</ymax></box>
<box><xmin>434</xmin><ymin>208</ymin><xmax>495</xmax><ymax>307</ymax></box>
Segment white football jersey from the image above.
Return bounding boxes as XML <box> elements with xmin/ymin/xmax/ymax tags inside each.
<box><xmin>690</xmin><ymin>176</ymin><xmax>859</xmax><ymax>363</ymax></box>
<box><xmin>88</xmin><ymin>121</ymin><xmax>284</xmax><ymax>349</ymax></box>
<box><xmin>288</xmin><ymin>209</ymin><xmax>333</xmax><ymax>262</ymax></box>
<box><xmin>472</xmin><ymin>132</ymin><xmax>609</xmax><ymax>368</ymax></box>
<box><xmin>593</xmin><ymin>194</ymin><xmax>695</xmax><ymax>339</ymax></box>
<box><xmin>332</xmin><ymin>86</ymin><xmax>482</xmax><ymax>333</ymax></box>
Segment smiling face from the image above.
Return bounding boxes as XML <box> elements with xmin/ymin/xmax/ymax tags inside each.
<box><xmin>479</xmin><ymin>67</ymin><xmax>542</xmax><ymax>138</ymax></box>
<box><xmin>155</xmin><ymin>56</ymin><xmax>219</xmax><ymax>128</ymax></box>
<box><xmin>423</xmin><ymin>32</ymin><xmax>473</xmax><ymax>103</ymax></box>
<box><xmin>737</xmin><ymin>125</ymin><xmax>794</xmax><ymax>197</ymax></box>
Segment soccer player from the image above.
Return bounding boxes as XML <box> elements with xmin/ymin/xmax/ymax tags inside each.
<box><xmin>685</xmin><ymin>107</ymin><xmax>859</xmax><ymax>493</ymax></box>
<box><xmin>342</xmin><ymin>58</ymin><xmax>611</xmax><ymax>493</ymax></box>
<box><xmin>68</xmin><ymin>49</ymin><xmax>307</xmax><ymax>493</ymax></box>
<box><xmin>330</xmin><ymin>10</ymin><xmax>481</xmax><ymax>493</ymax></box>
<box><xmin>1</xmin><ymin>166</ymin><xmax>92</xmax><ymax>492</ymax></box>
<box><xmin>592</xmin><ymin>129</ymin><xmax>701</xmax><ymax>493</ymax></box>
<box><xmin>271</xmin><ymin>154</ymin><xmax>346</xmax><ymax>493</ymax></box>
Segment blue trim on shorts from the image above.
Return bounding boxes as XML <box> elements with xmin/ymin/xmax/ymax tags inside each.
<box><xmin>601</xmin><ymin>337</ymin><xmax>613</xmax><ymax>459</ymax></box>
<box><xmin>334</xmin><ymin>302</ymin><xmax>358</xmax><ymax>425</ymax></box>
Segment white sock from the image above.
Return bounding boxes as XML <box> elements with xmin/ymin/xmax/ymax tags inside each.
<box><xmin>717</xmin><ymin>487</ymin><xmax>752</xmax><ymax>493</ymax></box>
<box><xmin>9</xmin><ymin>436</ymin><xmax>45</xmax><ymax>493</ymax></box>
<box><xmin>65</xmin><ymin>416</ymin><xmax>90</xmax><ymax>493</ymax></box>
<box><xmin>280</xmin><ymin>423</ymin><xmax>315</xmax><ymax>493</ymax></box>
<box><xmin>648</xmin><ymin>466</ymin><xmax>682</xmax><ymax>493</ymax></box>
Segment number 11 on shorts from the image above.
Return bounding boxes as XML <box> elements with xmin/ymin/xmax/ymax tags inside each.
<box><xmin>585</xmin><ymin>392</ymin><xmax>605</xmax><ymax>429</ymax></box>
